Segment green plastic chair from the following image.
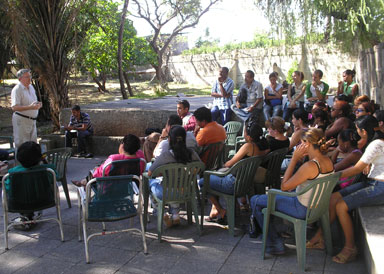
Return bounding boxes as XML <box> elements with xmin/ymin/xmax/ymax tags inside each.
<box><xmin>261</xmin><ymin>172</ymin><xmax>341</xmax><ymax>271</ymax></box>
<box><xmin>0</xmin><ymin>136</ymin><xmax>15</xmax><ymax>159</ymax></box>
<box><xmin>2</xmin><ymin>168</ymin><xmax>64</xmax><ymax>250</ymax></box>
<box><xmin>262</xmin><ymin>147</ymin><xmax>289</xmax><ymax>190</ymax></box>
<box><xmin>142</xmin><ymin>161</ymin><xmax>205</xmax><ymax>242</ymax></box>
<box><xmin>77</xmin><ymin>175</ymin><xmax>147</xmax><ymax>263</ymax></box>
<box><xmin>224</xmin><ymin>121</ymin><xmax>242</xmax><ymax>161</ymax></box>
<box><xmin>199</xmin><ymin>141</ymin><xmax>225</xmax><ymax>172</ymax></box>
<box><xmin>45</xmin><ymin>147</ymin><xmax>72</xmax><ymax>208</ymax></box>
<box><xmin>201</xmin><ymin>156</ymin><xmax>263</xmax><ymax>236</ymax></box>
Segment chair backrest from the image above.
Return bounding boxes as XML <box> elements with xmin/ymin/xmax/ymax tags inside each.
<box><xmin>86</xmin><ymin>175</ymin><xmax>138</xmax><ymax>221</ymax></box>
<box><xmin>262</xmin><ymin>147</ymin><xmax>288</xmax><ymax>189</ymax></box>
<box><xmin>231</xmin><ymin>156</ymin><xmax>263</xmax><ymax>196</ymax></box>
<box><xmin>102</xmin><ymin>158</ymin><xmax>146</xmax><ymax>177</ymax></box>
<box><xmin>45</xmin><ymin>147</ymin><xmax>72</xmax><ymax>180</ymax></box>
<box><xmin>199</xmin><ymin>142</ymin><xmax>225</xmax><ymax>171</ymax></box>
<box><xmin>3</xmin><ymin>168</ymin><xmax>57</xmax><ymax>213</ymax></box>
<box><xmin>299</xmin><ymin>172</ymin><xmax>341</xmax><ymax>223</ymax></box>
<box><xmin>224</xmin><ymin>121</ymin><xmax>242</xmax><ymax>146</ymax></box>
<box><xmin>151</xmin><ymin>161</ymin><xmax>205</xmax><ymax>202</ymax></box>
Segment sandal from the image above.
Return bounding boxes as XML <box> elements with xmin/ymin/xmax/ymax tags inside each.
<box><xmin>306</xmin><ymin>239</ymin><xmax>325</xmax><ymax>250</ymax></box>
<box><xmin>332</xmin><ymin>247</ymin><xmax>358</xmax><ymax>264</ymax></box>
<box><xmin>71</xmin><ymin>180</ymin><xmax>85</xmax><ymax>187</ymax></box>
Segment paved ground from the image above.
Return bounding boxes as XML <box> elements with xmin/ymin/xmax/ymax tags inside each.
<box><xmin>0</xmin><ymin>157</ymin><xmax>367</xmax><ymax>274</ymax></box>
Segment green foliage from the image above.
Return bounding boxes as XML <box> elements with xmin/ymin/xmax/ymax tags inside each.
<box><xmin>286</xmin><ymin>60</ymin><xmax>299</xmax><ymax>84</ymax></box>
<box><xmin>78</xmin><ymin>0</ymin><xmax>155</xmax><ymax>78</ymax></box>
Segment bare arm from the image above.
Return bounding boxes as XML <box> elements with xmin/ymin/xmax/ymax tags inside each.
<box><xmin>224</xmin><ymin>143</ymin><xmax>250</xmax><ymax>167</ymax></box>
<box><xmin>334</xmin><ymin>152</ymin><xmax>362</xmax><ymax>172</ymax></box>
<box><xmin>341</xmin><ymin>160</ymin><xmax>368</xmax><ymax>178</ymax></box>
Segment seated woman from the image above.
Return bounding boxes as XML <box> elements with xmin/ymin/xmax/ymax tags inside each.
<box><xmin>250</xmin><ymin>128</ymin><xmax>334</xmax><ymax>254</ymax></box>
<box><xmin>325</xmin><ymin>100</ymin><xmax>354</xmax><ymax>140</ymax></box>
<box><xmin>307</xmin><ymin>115</ymin><xmax>384</xmax><ymax>263</ymax></box>
<box><xmin>6</xmin><ymin>141</ymin><xmax>56</xmax><ymax>229</ymax></box>
<box><xmin>331</xmin><ymin>129</ymin><xmax>362</xmax><ymax>190</ymax></box>
<box><xmin>199</xmin><ymin>121</ymin><xmax>269</xmax><ymax>223</ymax></box>
<box><xmin>72</xmin><ymin>134</ymin><xmax>145</xmax><ymax>186</ymax></box>
<box><xmin>265</xmin><ymin>116</ymin><xmax>289</xmax><ymax>151</ymax></box>
<box><xmin>148</xmin><ymin>125</ymin><xmax>201</xmax><ymax>227</ymax></box>
<box><xmin>354</xmin><ymin>101</ymin><xmax>375</xmax><ymax>119</ymax></box>
<box><xmin>283</xmin><ymin>71</ymin><xmax>305</xmax><ymax>122</ymax></box>
<box><xmin>289</xmin><ymin>109</ymin><xmax>309</xmax><ymax>151</ymax></box>
<box><xmin>263</xmin><ymin>72</ymin><xmax>283</xmax><ymax>121</ymax></box>
<box><xmin>337</xmin><ymin>69</ymin><xmax>359</xmax><ymax>102</ymax></box>
<box><xmin>311</xmin><ymin>107</ymin><xmax>330</xmax><ymax>133</ymax></box>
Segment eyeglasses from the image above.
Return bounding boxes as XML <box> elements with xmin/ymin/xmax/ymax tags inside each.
<box><xmin>355</xmin><ymin>108</ymin><xmax>365</xmax><ymax>113</ymax></box>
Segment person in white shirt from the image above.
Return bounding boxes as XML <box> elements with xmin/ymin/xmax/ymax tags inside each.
<box><xmin>11</xmin><ymin>69</ymin><xmax>42</xmax><ymax>150</ymax></box>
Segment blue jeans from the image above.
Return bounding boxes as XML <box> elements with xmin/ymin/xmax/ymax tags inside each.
<box><xmin>211</xmin><ymin>106</ymin><xmax>232</xmax><ymax>125</ymax></box>
<box><xmin>231</xmin><ymin>104</ymin><xmax>263</xmax><ymax>124</ymax></box>
<box><xmin>250</xmin><ymin>194</ymin><xmax>307</xmax><ymax>246</ymax></box>
<box><xmin>149</xmin><ymin>178</ymin><xmax>179</xmax><ymax>215</ymax></box>
<box><xmin>263</xmin><ymin>104</ymin><xmax>283</xmax><ymax>121</ymax></box>
<box><xmin>282</xmin><ymin>102</ymin><xmax>304</xmax><ymax>122</ymax></box>
<box><xmin>199</xmin><ymin>174</ymin><xmax>236</xmax><ymax>195</ymax></box>
<box><xmin>339</xmin><ymin>179</ymin><xmax>384</xmax><ymax>210</ymax></box>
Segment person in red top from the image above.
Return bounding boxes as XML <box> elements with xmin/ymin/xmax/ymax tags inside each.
<box><xmin>177</xmin><ymin>99</ymin><xmax>196</xmax><ymax>132</ymax></box>
<box><xmin>194</xmin><ymin>107</ymin><xmax>226</xmax><ymax>163</ymax></box>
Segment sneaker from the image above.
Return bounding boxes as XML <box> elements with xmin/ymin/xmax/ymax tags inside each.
<box><xmin>12</xmin><ymin>216</ymin><xmax>34</xmax><ymax>231</ymax></box>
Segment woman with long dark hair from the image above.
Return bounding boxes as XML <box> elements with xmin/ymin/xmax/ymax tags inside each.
<box><xmin>199</xmin><ymin>121</ymin><xmax>269</xmax><ymax>223</ymax></box>
<box><xmin>148</xmin><ymin>125</ymin><xmax>201</xmax><ymax>227</ymax></box>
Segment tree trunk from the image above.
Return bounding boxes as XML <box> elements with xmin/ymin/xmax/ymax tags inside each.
<box><xmin>123</xmin><ymin>71</ymin><xmax>134</xmax><ymax>96</ymax></box>
<box><xmin>92</xmin><ymin>76</ymin><xmax>107</xmax><ymax>93</ymax></box>
<box><xmin>117</xmin><ymin>0</ymin><xmax>129</xmax><ymax>99</ymax></box>
<box><xmin>33</xmin><ymin>79</ymin><xmax>51</xmax><ymax>121</ymax></box>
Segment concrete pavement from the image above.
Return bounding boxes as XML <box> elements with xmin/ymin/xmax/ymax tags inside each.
<box><xmin>0</xmin><ymin>157</ymin><xmax>367</xmax><ymax>274</ymax></box>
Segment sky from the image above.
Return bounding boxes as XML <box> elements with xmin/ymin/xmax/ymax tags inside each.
<box><xmin>128</xmin><ymin>0</ymin><xmax>270</xmax><ymax>48</ymax></box>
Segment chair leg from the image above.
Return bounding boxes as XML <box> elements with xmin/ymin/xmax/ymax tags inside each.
<box><xmin>261</xmin><ymin>210</ymin><xmax>270</xmax><ymax>259</ymax></box>
<box><xmin>56</xmin><ymin>192</ymin><xmax>64</xmax><ymax>242</ymax></box>
<box><xmin>157</xmin><ymin>202</ymin><xmax>164</xmax><ymax>242</ymax></box>
<box><xmin>4</xmin><ymin>211</ymin><xmax>8</xmax><ymax>250</ymax></box>
<box><xmin>78</xmin><ymin>192</ymin><xmax>82</xmax><ymax>242</ymax></box>
<box><xmin>293</xmin><ymin>221</ymin><xmax>307</xmax><ymax>272</ymax></box>
<box><xmin>143</xmin><ymin>184</ymin><xmax>149</xmax><ymax>231</ymax></box>
<box><xmin>138</xmin><ymin>202</ymin><xmax>148</xmax><ymax>254</ymax></box>
<box><xmin>200</xmin><ymin>192</ymin><xmax>205</xmax><ymax>231</ymax></box>
<box><xmin>226</xmin><ymin>198</ymin><xmax>236</xmax><ymax>236</ymax></box>
<box><xmin>320</xmin><ymin>213</ymin><xmax>333</xmax><ymax>255</ymax></box>
<box><xmin>191</xmin><ymin>199</ymin><xmax>201</xmax><ymax>235</ymax></box>
<box><xmin>61</xmin><ymin>176</ymin><xmax>72</xmax><ymax>208</ymax></box>
<box><xmin>186</xmin><ymin>201</ymin><xmax>192</xmax><ymax>225</ymax></box>
<box><xmin>82</xmin><ymin>218</ymin><xmax>90</xmax><ymax>263</ymax></box>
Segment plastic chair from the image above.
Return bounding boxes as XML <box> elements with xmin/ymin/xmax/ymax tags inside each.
<box><xmin>142</xmin><ymin>161</ymin><xmax>205</xmax><ymax>242</ymax></box>
<box><xmin>45</xmin><ymin>147</ymin><xmax>72</xmax><ymax>208</ymax></box>
<box><xmin>261</xmin><ymin>172</ymin><xmax>341</xmax><ymax>271</ymax></box>
<box><xmin>2</xmin><ymin>168</ymin><xmax>64</xmax><ymax>250</ymax></box>
<box><xmin>262</xmin><ymin>147</ymin><xmax>289</xmax><ymax>190</ymax></box>
<box><xmin>0</xmin><ymin>136</ymin><xmax>15</xmax><ymax>159</ymax></box>
<box><xmin>77</xmin><ymin>175</ymin><xmax>147</xmax><ymax>263</ymax></box>
<box><xmin>223</xmin><ymin>121</ymin><xmax>242</xmax><ymax>161</ymax></box>
<box><xmin>201</xmin><ymin>156</ymin><xmax>263</xmax><ymax>236</ymax></box>
<box><xmin>199</xmin><ymin>141</ymin><xmax>225</xmax><ymax>172</ymax></box>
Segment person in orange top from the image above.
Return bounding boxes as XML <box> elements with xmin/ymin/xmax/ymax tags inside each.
<box><xmin>193</xmin><ymin>107</ymin><xmax>226</xmax><ymax>163</ymax></box>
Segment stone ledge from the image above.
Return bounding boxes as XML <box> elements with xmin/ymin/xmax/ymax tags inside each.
<box><xmin>40</xmin><ymin>134</ymin><xmax>122</xmax><ymax>156</ymax></box>
<box><xmin>358</xmin><ymin>205</ymin><xmax>384</xmax><ymax>274</ymax></box>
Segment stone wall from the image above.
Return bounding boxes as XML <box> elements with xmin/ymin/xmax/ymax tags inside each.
<box><xmin>169</xmin><ymin>44</ymin><xmax>358</xmax><ymax>90</ymax></box>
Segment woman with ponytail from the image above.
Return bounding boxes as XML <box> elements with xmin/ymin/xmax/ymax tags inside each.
<box><xmin>250</xmin><ymin>128</ymin><xmax>334</xmax><ymax>254</ymax></box>
<box><xmin>307</xmin><ymin>115</ymin><xmax>384</xmax><ymax>263</ymax></box>
<box><xmin>199</xmin><ymin>121</ymin><xmax>269</xmax><ymax>223</ymax></box>
<box><xmin>148</xmin><ymin>125</ymin><xmax>201</xmax><ymax>227</ymax></box>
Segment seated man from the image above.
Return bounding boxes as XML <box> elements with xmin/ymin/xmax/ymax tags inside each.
<box><xmin>177</xmin><ymin>99</ymin><xmax>196</xmax><ymax>132</ymax></box>
<box><xmin>305</xmin><ymin>69</ymin><xmax>329</xmax><ymax>111</ymax></box>
<box><xmin>194</xmin><ymin>107</ymin><xmax>226</xmax><ymax>163</ymax></box>
<box><xmin>211</xmin><ymin>67</ymin><xmax>234</xmax><ymax>125</ymax></box>
<box><xmin>64</xmin><ymin>105</ymin><xmax>93</xmax><ymax>157</ymax></box>
<box><xmin>143</xmin><ymin>114</ymin><xmax>198</xmax><ymax>162</ymax></box>
<box><xmin>231</xmin><ymin>70</ymin><xmax>263</xmax><ymax>124</ymax></box>
<box><xmin>6</xmin><ymin>141</ymin><xmax>56</xmax><ymax>230</ymax></box>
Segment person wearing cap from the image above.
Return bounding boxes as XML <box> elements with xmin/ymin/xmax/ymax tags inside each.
<box><xmin>211</xmin><ymin>67</ymin><xmax>234</xmax><ymax>125</ymax></box>
<box><xmin>11</xmin><ymin>69</ymin><xmax>42</xmax><ymax>151</ymax></box>
<box><xmin>177</xmin><ymin>99</ymin><xmax>196</xmax><ymax>132</ymax></box>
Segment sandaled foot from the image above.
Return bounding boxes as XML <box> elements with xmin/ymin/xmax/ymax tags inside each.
<box><xmin>332</xmin><ymin>247</ymin><xmax>358</xmax><ymax>264</ymax></box>
<box><xmin>306</xmin><ymin>239</ymin><xmax>325</xmax><ymax>250</ymax></box>
<box><xmin>71</xmin><ymin>180</ymin><xmax>85</xmax><ymax>187</ymax></box>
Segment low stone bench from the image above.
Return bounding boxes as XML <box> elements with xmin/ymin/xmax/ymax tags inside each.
<box><xmin>40</xmin><ymin>134</ymin><xmax>122</xmax><ymax>156</ymax></box>
<box><xmin>358</xmin><ymin>205</ymin><xmax>384</xmax><ymax>274</ymax></box>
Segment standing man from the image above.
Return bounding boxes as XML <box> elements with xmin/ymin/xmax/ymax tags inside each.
<box><xmin>177</xmin><ymin>99</ymin><xmax>196</xmax><ymax>132</ymax></box>
<box><xmin>231</xmin><ymin>70</ymin><xmax>263</xmax><ymax>125</ymax></box>
<box><xmin>211</xmin><ymin>67</ymin><xmax>234</xmax><ymax>125</ymax></box>
<box><xmin>64</xmin><ymin>105</ymin><xmax>93</xmax><ymax>157</ymax></box>
<box><xmin>11</xmin><ymin>69</ymin><xmax>42</xmax><ymax>150</ymax></box>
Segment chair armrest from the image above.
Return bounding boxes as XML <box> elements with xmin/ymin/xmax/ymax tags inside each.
<box><xmin>203</xmin><ymin>169</ymin><xmax>231</xmax><ymax>177</ymax></box>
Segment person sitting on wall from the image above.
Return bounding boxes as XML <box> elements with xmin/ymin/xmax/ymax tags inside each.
<box><xmin>305</xmin><ymin>69</ymin><xmax>329</xmax><ymax>111</ymax></box>
<box><xmin>337</xmin><ymin>69</ymin><xmax>359</xmax><ymax>102</ymax></box>
<box><xmin>231</xmin><ymin>70</ymin><xmax>264</xmax><ymax>125</ymax></box>
<box><xmin>210</xmin><ymin>67</ymin><xmax>234</xmax><ymax>125</ymax></box>
<box><xmin>177</xmin><ymin>99</ymin><xmax>197</xmax><ymax>132</ymax></box>
<box><xmin>64</xmin><ymin>105</ymin><xmax>93</xmax><ymax>158</ymax></box>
